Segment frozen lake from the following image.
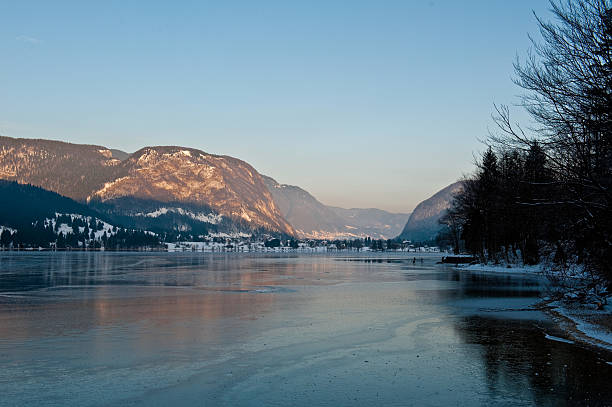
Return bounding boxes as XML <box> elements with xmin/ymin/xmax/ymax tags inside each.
<box><xmin>0</xmin><ymin>252</ymin><xmax>611</xmax><ymax>406</ymax></box>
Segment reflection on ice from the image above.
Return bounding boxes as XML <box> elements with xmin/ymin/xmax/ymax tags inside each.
<box><xmin>0</xmin><ymin>252</ymin><xmax>611</xmax><ymax>406</ymax></box>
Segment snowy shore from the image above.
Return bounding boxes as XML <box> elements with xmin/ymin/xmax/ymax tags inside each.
<box><xmin>547</xmin><ymin>301</ymin><xmax>612</xmax><ymax>352</ymax></box>
<box><xmin>454</xmin><ymin>262</ymin><xmax>542</xmax><ymax>275</ymax></box>
<box><xmin>454</xmin><ymin>262</ymin><xmax>612</xmax><ymax>353</ymax></box>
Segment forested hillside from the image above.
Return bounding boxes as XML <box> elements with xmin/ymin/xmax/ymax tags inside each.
<box><xmin>0</xmin><ymin>181</ymin><xmax>160</xmax><ymax>249</ymax></box>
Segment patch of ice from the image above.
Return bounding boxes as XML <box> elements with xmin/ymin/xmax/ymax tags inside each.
<box><xmin>544</xmin><ymin>334</ymin><xmax>574</xmax><ymax>344</ymax></box>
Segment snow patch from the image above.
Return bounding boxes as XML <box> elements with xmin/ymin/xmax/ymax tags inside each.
<box><xmin>57</xmin><ymin>223</ymin><xmax>74</xmax><ymax>235</ymax></box>
<box><xmin>0</xmin><ymin>225</ymin><xmax>17</xmax><ymax>234</ymax></box>
<box><xmin>456</xmin><ymin>263</ymin><xmax>543</xmax><ymax>275</ymax></box>
<box><xmin>208</xmin><ymin>232</ymin><xmax>251</xmax><ymax>238</ymax></box>
<box><xmin>94</xmin><ymin>176</ymin><xmax>130</xmax><ymax>197</ymax></box>
<box><xmin>552</xmin><ymin>303</ymin><xmax>612</xmax><ymax>351</ymax></box>
<box><xmin>98</xmin><ymin>149</ymin><xmax>112</xmax><ymax>158</ymax></box>
<box><xmin>135</xmin><ymin>207</ymin><xmax>222</xmax><ymax>224</ymax></box>
<box><xmin>240</xmin><ymin>210</ymin><xmax>252</xmax><ymax>222</ymax></box>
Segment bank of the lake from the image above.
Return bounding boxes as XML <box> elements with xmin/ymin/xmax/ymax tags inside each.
<box><xmin>455</xmin><ymin>262</ymin><xmax>612</xmax><ymax>354</ymax></box>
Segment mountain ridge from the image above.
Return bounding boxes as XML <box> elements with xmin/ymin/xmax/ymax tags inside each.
<box><xmin>0</xmin><ymin>137</ymin><xmax>293</xmax><ymax>235</ymax></box>
<box><xmin>398</xmin><ymin>181</ymin><xmax>463</xmax><ymax>242</ymax></box>
<box><xmin>263</xmin><ymin>175</ymin><xmax>409</xmax><ymax>239</ymax></box>
<box><xmin>1</xmin><ymin>136</ymin><xmax>414</xmax><ymax>239</ymax></box>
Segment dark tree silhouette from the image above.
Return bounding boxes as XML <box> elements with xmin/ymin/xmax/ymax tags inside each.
<box><xmin>449</xmin><ymin>0</ymin><xmax>611</xmax><ymax>283</ymax></box>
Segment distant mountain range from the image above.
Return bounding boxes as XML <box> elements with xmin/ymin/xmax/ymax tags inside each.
<box><xmin>0</xmin><ymin>136</ymin><xmax>415</xmax><ymax>239</ymax></box>
<box><xmin>398</xmin><ymin>181</ymin><xmax>463</xmax><ymax>242</ymax></box>
<box><xmin>263</xmin><ymin>176</ymin><xmax>409</xmax><ymax>239</ymax></box>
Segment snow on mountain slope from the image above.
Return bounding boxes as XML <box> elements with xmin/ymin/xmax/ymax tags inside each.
<box><xmin>91</xmin><ymin>147</ymin><xmax>294</xmax><ymax>235</ymax></box>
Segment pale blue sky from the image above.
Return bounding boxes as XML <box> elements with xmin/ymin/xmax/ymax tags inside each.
<box><xmin>0</xmin><ymin>0</ymin><xmax>550</xmax><ymax>212</ymax></box>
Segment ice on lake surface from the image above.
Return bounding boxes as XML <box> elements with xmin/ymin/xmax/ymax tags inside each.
<box><xmin>0</xmin><ymin>252</ymin><xmax>611</xmax><ymax>406</ymax></box>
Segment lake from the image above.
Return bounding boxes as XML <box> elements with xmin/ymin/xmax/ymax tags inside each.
<box><xmin>0</xmin><ymin>252</ymin><xmax>611</xmax><ymax>406</ymax></box>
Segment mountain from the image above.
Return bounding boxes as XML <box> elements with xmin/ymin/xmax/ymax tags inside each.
<box><xmin>109</xmin><ymin>149</ymin><xmax>131</xmax><ymax>161</ymax></box>
<box><xmin>0</xmin><ymin>136</ymin><xmax>126</xmax><ymax>200</ymax></box>
<box><xmin>263</xmin><ymin>176</ymin><xmax>409</xmax><ymax>239</ymax></box>
<box><xmin>0</xmin><ymin>135</ymin><xmax>414</xmax><ymax>239</ymax></box>
<box><xmin>327</xmin><ymin>207</ymin><xmax>410</xmax><ymax>239</ymax></box>
<box><xmin>0</xmin><ymin>137</ymin><xmax>293</xmax><ymax>236</ymax></box>
<box><xmin>91</xmin><ymin>146</ymin><xmax>295</xmax><ymax>235</ymax></box>
<box><xmin>398</xmin><ymin>181</ymin><xmax>463</xmax><ymax>242</ymax></box>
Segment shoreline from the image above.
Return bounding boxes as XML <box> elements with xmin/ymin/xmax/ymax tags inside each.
<box><xmin>454</xmin><ymin>262</ymin><xmax>612</xmax><ymax>355</ymax></box>
<box><xmin>542</xmin><ymin>300</ymin><xmax>612</xmax><ymax>354</ymax></box>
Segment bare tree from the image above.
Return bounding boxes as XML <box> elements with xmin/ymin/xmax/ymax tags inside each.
<box><xmin>490</xmin><ymin>0</ymin><xmax>611</xmax><ymax>280</ymax></box>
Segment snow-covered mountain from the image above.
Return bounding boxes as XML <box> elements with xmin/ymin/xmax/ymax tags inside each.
<box><xmin>262</xmin><ymin>176</ymin><xmax>409</xmax><ymax>239</ymax></box>
<box><xmin>90</xmin><ymin>146</ymin><xmax>294</xmax><ymax>235</ymax></box>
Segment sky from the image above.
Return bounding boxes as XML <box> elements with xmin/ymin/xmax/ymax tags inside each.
<box><xmin>0</xmin><ymin>0</ymin><xmax>552</xmax><ymax>213</ymax></box>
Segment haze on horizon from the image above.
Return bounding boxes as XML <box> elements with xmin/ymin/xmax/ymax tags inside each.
<box><xmin>0</xmin><ymin>0</ymin><xmax>551</xmax><ymax>213</ymax></box>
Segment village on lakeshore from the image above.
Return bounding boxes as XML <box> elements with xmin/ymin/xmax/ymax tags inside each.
<box><xmin>0</xmin><ymin>231</ymin><xmax>443</xmax><ymax>254</ymax></box>
<box><xmin>166</xmin><ymin>238</ymin><xmax>442</xmax><ymax>253</ymax></box>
